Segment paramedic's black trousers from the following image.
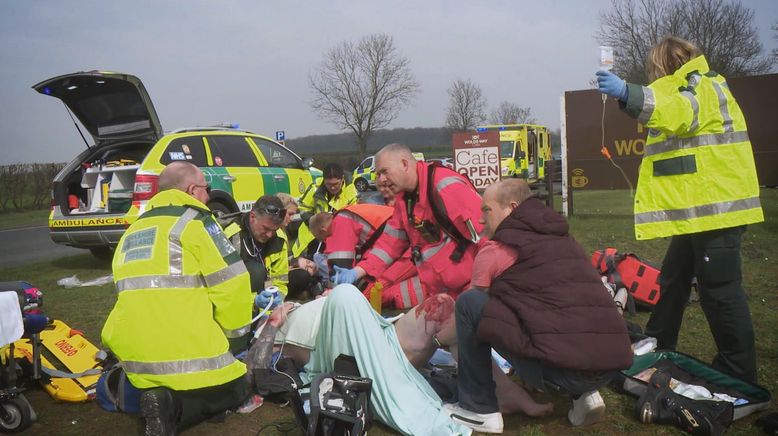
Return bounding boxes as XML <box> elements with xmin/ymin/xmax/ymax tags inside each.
<box><xmin>646</xmin><ymin>226</ymin><xmax>757</xmax><ymax>382</ymax></box>
<box><xmin>169</xmin><ymin>375</ymin><xmax>249</xmax><ymax>431</ymax></box>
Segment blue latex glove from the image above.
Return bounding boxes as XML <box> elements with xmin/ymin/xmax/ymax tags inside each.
<box><xmin>254</xmin><ymin>289</ymin><xmax>282</xmax><ymax>309</ymax></box>
<box><xmin>596</xmin><ymin>70</ymin><xmax>628</xmax><ymax>101</ymax></box>
<box><xmin>333</xmin><ymin>265</ymin><xmax>358</xmax><ymax>284</ymax></box>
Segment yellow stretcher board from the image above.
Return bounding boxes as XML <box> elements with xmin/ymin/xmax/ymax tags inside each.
<box><xmin>12</xmin><ymin>320</ymin><xmax>103</xmax><ymax>402</ymax></box>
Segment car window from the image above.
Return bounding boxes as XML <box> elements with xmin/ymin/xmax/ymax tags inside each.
<box><xmin>207</xmin><ymin>135</ymin><xmax>259</xmax><ymax>167</ymax></box>
<box><xmin>160</xmin><ymin>137</ymin><xmax>208</xmax><ymax>166</ymax></box>
<box><xmin>254</xmin><ymin>138</ymin><xmax>300</xmax><ymax>168</ymax></box>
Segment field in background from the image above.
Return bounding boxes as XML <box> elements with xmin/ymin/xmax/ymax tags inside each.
<box><xmin>0</xmin><ymin>189</ymin><xmax>775</xmax><ymax>435</ymax></box>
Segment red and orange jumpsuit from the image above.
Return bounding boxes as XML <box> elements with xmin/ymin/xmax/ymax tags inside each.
<box><xmin>358</xmin><ymin>162</ymin><xmax>484</xmax><ymax>302</ymax></box>
<box><xmin>325</xmin><ymin>204</ymin><xmax>422</xmax><ymax>309</ymax></box>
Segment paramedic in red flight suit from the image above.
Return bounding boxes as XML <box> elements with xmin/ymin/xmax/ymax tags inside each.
<box><xmin>311</xmin><ymin>204</ymin><xmax>424</xmax><ymax>309</ymax></box>
<box><xmin>334</xmin><ymin>143</ymin><xmax>484</xmax><ymax>300</ymax></box>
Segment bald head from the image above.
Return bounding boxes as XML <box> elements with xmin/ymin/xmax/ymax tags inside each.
<box><xmin>159</xmin><ymin>161</ymin><xmax>201</xmax><ymax>191</ymax></box>
<box><xmin>490</xmin><ymin>178</ymin><xmax>533</xmax><ymax>207</ymax></box>
<box><xmin>376</xmin><ymin>143</ymin><xmax>415</xmax><ymax>162</ymax></box>
<box><xmin>159</xmin><ymin>161</ymin><xmax>209</xmax><ymax>204</ymax></box>
<box><xmin>309</xmin><ymin>212</ymin><xmax>334</xmax><ymax>241</ymax></box>
<box><xmin>480</xmin><ymin>179</ymin><xmax>532</xmax><ymax>238</ymax></box>
<box><xmin>375</xmin><ymin>143</ymin><xmax>419</xmax><ymax>193</ymax></box>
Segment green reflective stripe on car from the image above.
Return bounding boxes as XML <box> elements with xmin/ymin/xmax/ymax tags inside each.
<box><xmin>202</xmin><ymin>167</ymin><xmax>233</xmax><ymax>196</ymax></box>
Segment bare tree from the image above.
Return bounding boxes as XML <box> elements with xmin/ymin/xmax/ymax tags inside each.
<box><xmin>773</xmin><ymin>22</ymin><xmax>778</xmax><ymax>63</ymax></box>
<box><xmin>445</xmin><ymin>79</ymin><xmax>487</xmax><ymax>132</ymax></box>
<box><xmin>597</xmin><ymin>0</ymin><xmax>774</xmax><ymax>83</ymax></box>
<box><xmin>489</xmin><ymin>101</ymin><xmax>536</xmax><ymax>125</ymax></box>
<box><xmin>309</xmin><ymin>34</ymin><xmax>420</xmax><ymax>157</ymax></box>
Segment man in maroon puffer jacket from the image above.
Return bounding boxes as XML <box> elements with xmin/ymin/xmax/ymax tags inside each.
<box><xmin>444</xmin><ymin>179</ymin><xmax>633</xmax><ymax>434</ymax></box>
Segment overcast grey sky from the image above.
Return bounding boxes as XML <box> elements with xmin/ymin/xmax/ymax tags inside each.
<box><xmin>1</xmin><ymin>0</ymin><xmax>776</xmax><ymax>164</ymax></box>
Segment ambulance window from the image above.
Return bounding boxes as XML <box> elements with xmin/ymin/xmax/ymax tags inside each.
<box><xmin>207</xmin><ymin>136</ymin><xmax>259</xmax><ymax>167</ymax></box>
<box><xmin>160</xmin><ymin>137</ymin><xmax>207</xmax><ymax>166</ymax></box>
<box><xmin>254</xmin><ymin>138</ymin><xmax>300</xmax><ymax>169</ymax></box>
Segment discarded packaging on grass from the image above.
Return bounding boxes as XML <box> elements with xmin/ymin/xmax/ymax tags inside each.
<box><xmin>57</xmin><ymin>274</ymin><xmax>113</xmax><ymax>288</ymax></box>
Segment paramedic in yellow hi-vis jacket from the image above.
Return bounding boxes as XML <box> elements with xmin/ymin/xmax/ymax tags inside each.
<box><xmin>597</xmin><ymin>36</ymin><xmax>763</xmax><ymax>382</ymax></box>
<box><xmin>293</xmin><ymin>162</ymin><xmax>358</xmax><ymax>258</ymax></box>
<box><xmin>221</xmin><ymin>195</ymin><xmax>290</xmax><ymax>297</ymax></box>
<box><xmin>102</xmin><ymin>161</ymin><xmax>252</xmax><ymax>435</ymax></box>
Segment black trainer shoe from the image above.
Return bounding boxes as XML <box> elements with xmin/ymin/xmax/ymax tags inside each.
<box><xmin>636</xmin><ymin>369</ymin><xmax>733</xmax><ymax>436</ymax></box>
<box><xmin>141</xmin><ymin>388</ymin><xmax>177</xmax><ymax>436</ymax></box>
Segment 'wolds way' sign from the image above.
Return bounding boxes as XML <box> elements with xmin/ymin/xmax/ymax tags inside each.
<box><xmin>451</xmin><ymin>131</ymin><xmax>500</xmax><ymax>190</ymax></box>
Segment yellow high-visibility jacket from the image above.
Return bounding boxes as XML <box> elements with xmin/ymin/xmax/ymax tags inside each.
<box><xmin>298</xmin><ymin>180</ymin><xmax>358</xmax><ymax>222</ymax></box>
<box><xmin>622</xmin><ymin>55</ymin><xmax>763</xmax><ymax>240</ymax></box>
<box><xmin>222</xmin><ymin>214</ymin><xmax>289</xmax><ymax>296</ymax></box>
<box><xmin>102</xmin><ymin>189</ymin><xmax>252</xmax><ymax>390</ymax></box>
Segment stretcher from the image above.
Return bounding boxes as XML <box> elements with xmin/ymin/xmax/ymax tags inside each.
<box><xmin>11</xmin><ymin>320</ymin><xmax>104</xmax><ymax>403</ymax></box>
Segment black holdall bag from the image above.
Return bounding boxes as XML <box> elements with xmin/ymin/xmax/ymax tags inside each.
<box><xmin>306</xmin><ymin>354</ymin><xmax>373</xmax><ymax>436</ymax></box>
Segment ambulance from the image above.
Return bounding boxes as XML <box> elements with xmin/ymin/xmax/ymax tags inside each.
<box><xmin>475</xmin><ymin>124</ymin><xmax>551</xmax><ymax>182</ymax></box>
<box><xmin>35</xmin><ymin>71</ymin><xmax>319</xmax><ymax>259</ymax></box>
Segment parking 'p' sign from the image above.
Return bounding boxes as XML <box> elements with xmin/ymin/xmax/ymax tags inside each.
<box><xmin>275</xmin><ymin>131</ymin><xmax>285</xmax><ymax>142</ymax></box>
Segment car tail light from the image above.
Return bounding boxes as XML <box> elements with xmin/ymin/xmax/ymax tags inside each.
<box><xmin>133</xmin><ymin>174</ymin><xmax>159</xmax><ymax>201</ymax></box>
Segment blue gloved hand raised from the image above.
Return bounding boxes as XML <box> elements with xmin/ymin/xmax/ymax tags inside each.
<box><xmin>596</xmin><ymin>70</ymin><xmax>628</xmax><ymax>101</ymax></box>
<box><xmin>255</xmin><ymin>288</ymin><xmax>283</xmax><ymax>309</ymax></box>
<box><xmin>333</xmin><ymin>265</ymin><xmax>358</xmax><ymax>284</ymax></box>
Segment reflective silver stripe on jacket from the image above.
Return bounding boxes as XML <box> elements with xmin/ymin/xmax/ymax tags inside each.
<box><xmin>168</xmin><ymin>208</ymin><xmax>200</xmax><ymax>275</ymax></box>
<box><xmin>418</xmin><ymin>236</ymin><xmax>452</xmax><ymax>264</ymax></box>
<box><xmin>369</xmin><ymin>248</ymin><xmax>393</xmax><ymax>265</ymax></box>
<box><xmin>116</xmin><ymin>274</ymin><xmax>205</xmax><ymax>292</ymax></box>
<box><xmin>411</xmin><ymin>276</ymin><xmax>423</xmax><ymax>305</ymax></box>
<box><xmin>638</xmin><ymin>86</ymin><xmax>655</xmax><ymax>125</ymax></box>
<box><xmin>399</xmin><ymin>279</ymin><xmax>412</xmax><ymax>308</ymax></box>
<box><xmin>222</xmin><ymin>324</ymin><xmax>251</xmax><ymax>338</ymax></box>
<box><xmin>383</xmin><ymin>223</ymin><xmax>407</xmax><ymax>241</ymax></box>
<box><xmin>711</xmin><ymin>81</ymin><xmax>734</xmax><ymax>133</ymax></box>
<box><xmin>680</xmin><ymin>90</ymin><xmax>699</xmax><ymax>133</ymax></box>
<box><xmin>340</xmin><ymin>211</ymin><xmax>372</xmax><ymax>242</ymax></box>
<box><xmin>203</xmin><ymin>261</ymin><xmax>247</xmax><ymax>288</ymax></box>
<box><xmin>397</xmin><ymin>276</ymin><xmax>424</xmax><ymax>308</ymax></box>
<box><xmin>122</xmin><ymin>351</ymin><xmax>237</xmax><ymax>375</ymax></box>
<box><xmin>328</xmin><ymin>251</ymin><xmax>356</xmax><ymax>260</ymax></box>
<box><xmin>270</xmin><ymin>274</ymin><xmax>288</xmax><ymax>282</ymax></box>
<box><xmin>436</xmin><ymin>176</ymin><xmax>465</xmax><ymax>193</ymax></box>
<box><xmin>635</xmin><ymin>197</ymin><xmax>762</xmax><ymax>225</ymax></box>
<box><xmin>644</xmin><ymin>131</ymin><xmax>750</xmax><ymax>157</ymax></box>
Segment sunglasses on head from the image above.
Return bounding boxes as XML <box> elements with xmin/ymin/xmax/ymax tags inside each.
<box><xmin>260</xmin><ymin>204</ymin><xmax>286</xmax><ymax>217</ymax></box>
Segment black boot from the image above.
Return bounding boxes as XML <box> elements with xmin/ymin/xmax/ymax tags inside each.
<box><xmin>141</xmin><ymin>388</ymin><xmax>178</xmax><ymax>436</ymax></box>
<box><xmin>636</xmin><ymin>370</ymin><xmax>733</xmax><ymax>436</ymax></box>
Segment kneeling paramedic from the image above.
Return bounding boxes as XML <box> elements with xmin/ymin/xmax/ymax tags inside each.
<box><xmin>102</xmin><ymin>161</ymin><xmax>253</xmax><ymax>435</ymax></box>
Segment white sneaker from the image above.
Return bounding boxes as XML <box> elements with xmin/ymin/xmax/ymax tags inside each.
<box><xmin>568</xmin><ymin>390</ymin><xmax>606</xmax><ymax>426</ymax></box>
<box><xmin>614</xmin><ymin>288</ymin><xmax>629</xmax><ymax>315</ymax></box>
<box><xmin>443</xmin><ymin>402</ymin><xmax>504</xmax><ymax>433</ymax></box>
<box><xmin>236</xmin><ymin>394</ymin><xmax>264</xmax><ymax>414</ymax></box>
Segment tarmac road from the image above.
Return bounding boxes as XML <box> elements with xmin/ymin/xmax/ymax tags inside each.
<box><xmin>0</xmin><ymin>225</ymin><xmax>85</xmax><ymax>267</ymax></box>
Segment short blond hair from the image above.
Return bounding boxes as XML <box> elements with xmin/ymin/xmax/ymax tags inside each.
<box><xmin>646</xmin><ymin>36</ymin><xmax>702</xmax><ymax>82</ymax></box>
<box><xmin>276</xmin><ymin>192</ymin><xmax>298</xmax><ymax>209</ymax></box>
<box><xmin>493</xmin><ymin>178</ymin><xmax>532</xmax><ymax>207</ymax></box>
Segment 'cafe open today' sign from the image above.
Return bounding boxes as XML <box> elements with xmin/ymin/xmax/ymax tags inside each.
<box><xmin>451</xmin><ymin>131</ymin><xmax>500</xmax><ymax>190</ymax></box>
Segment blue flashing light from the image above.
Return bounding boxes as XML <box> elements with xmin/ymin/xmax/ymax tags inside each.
<box><xmin>499</xmin><ymin>126</ymin><xmax>507</xmax><ymax>130</ymax></box>
<box><xmin>230</xmin><ymin>123</ymin><xmax>240</xmax><ymax>129</ymax></box>
<box><xmin>43</xmin><ymin>87</ymin><xmax>51</xmax><ymax>95</ymax></box>
<box><xmin>476</xmin><ymin>127</ymin><xmax>487</xmax><ymax>132</ymax></box>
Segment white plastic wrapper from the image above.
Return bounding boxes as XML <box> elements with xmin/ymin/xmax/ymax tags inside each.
<box><xmin>57</xmin><ymin>274</ymin><xmax>113</xmax><ymax>288</ymax></box>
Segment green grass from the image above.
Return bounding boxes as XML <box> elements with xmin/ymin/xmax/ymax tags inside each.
<box><xmin>2</xmin><ymin>189</ymin><xmax>776</xmax><ymax>435</ymax></box>
<box><xmin>0</xmin><ymin>208</ymin><xmax>49</xmax><ymax>230</ymax></box>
